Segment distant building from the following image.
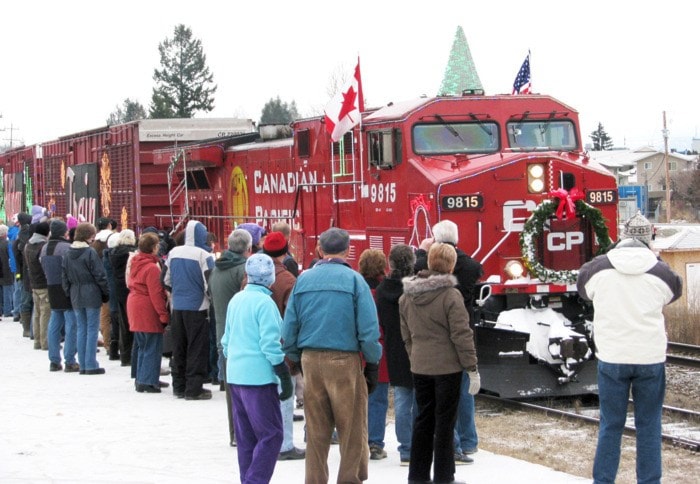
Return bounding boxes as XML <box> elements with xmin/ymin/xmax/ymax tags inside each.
<box><xmin>654</xmin><ymin>228</ymin><xmax>700</xmax><ymax>311</ymax></box>
<box><xmin>589</xmin><ymin>146</ymin><xmax>698</xmax><ymax>220</ymax></box>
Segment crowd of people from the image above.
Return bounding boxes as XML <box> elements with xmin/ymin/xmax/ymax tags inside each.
<box><xmin>5</xmin><ymin>206</ymin><xmax>680</xmax><ymax>484</ymax></box>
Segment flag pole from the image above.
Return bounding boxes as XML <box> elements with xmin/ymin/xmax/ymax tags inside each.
<box><xmin>357</xmin><ymin>56</ymin><xmax>365</xmax><ymax>195</ymax></box>
<box><xmin>528</xmin><ymin>49</ymin><xmax>532</xmax><ymax>93</ymax></box>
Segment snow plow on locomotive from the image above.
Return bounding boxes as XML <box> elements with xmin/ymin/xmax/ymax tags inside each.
<box><xmin>157</xmin><ymin>92</ymin><xmax>617</xmax><ymax>399</ymax></box>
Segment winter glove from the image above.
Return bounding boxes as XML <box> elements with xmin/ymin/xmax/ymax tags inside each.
<box><xmin>364</xmin><ymin>362</ymin><xmax>379</xmax><ymax>394</ymax></box>
<box><xmin>467</xmin><ymin>369</ymin><xmax>481</xmax><ymax>395</ymax></box>
<box><xmin>274</xmin><ymin>362</ymin><xmax>293</xmax><ymax>401</ymax></box>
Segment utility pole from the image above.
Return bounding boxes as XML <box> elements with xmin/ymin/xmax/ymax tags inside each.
<box><xmin>662</xmin><ymin>111</ymin><xmax>671</xmax><ymax>223</ymax></box>
<box><xmin>0</xmin><ymin>122</ymin><xmax>20</xmax><ymax>148</ymax></box>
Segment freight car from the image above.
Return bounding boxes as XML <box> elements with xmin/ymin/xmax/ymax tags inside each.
<box><xmin>154</xmin><ymin>92</ymin><xmax>618</xmax><ymax>398</ymax></box>
<box><xmin>0</xmin><ymin>118</ymin><xmax>256</xmax><ymax>233</ymax></box>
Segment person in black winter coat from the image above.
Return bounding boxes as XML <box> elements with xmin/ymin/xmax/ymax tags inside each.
<box><xmin>40</xmin><ymin>219</ymin><xmax>79</xmax><ymax>372</ymax></box>
<box><xmin>375</xmin><ymin>244</ymin><xmax>417</xmax><ymax>465</ymax></box>
<box><xmin>12</xmin><ymin>213</ymin><xmax>34</xmax><ymax>337</ymax></box>
<box><xmin>0</xmin><ymin>224</ymin><xmax>15</xmax><ymax>318</ymax></box>
<box><xmin>109</xmin><ymin>230</ymin><xmax>137</xmax><ymax>367</ymax></box>
<box><xmin>102</xmin><ymin>234</ymin><xmax>121</xmax><ymax>360</ymax></box>
<box><xmin>62</xmin><ymin>223</ymin><xmax>110</xmax><ymax>375</ymax></box>
<box><xmin>25</xmin><ymin>222</ymin><xmax>50</xmax><ymax>350</ymax></box>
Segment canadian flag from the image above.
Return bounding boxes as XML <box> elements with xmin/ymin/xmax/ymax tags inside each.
<box><xmin>324</xmin><ymin>59</ymin><xmax>365</xmax><ymax>142</ymax></box>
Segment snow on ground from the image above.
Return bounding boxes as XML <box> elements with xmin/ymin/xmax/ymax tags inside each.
<box><xmin>0</xmin><ymin>317</ymin><xmax>588</xmax><ymax>483</ymax></box>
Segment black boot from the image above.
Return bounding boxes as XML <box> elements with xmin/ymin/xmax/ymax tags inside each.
<box><xmin>20</xmin><ymin>312</ymin><xmax>31</xmax><ymax>338</ymax></box>
<box><xmin>109</xmin><ymin>340</ymin><xmax>120</xmax><ymax>360</ymax></box>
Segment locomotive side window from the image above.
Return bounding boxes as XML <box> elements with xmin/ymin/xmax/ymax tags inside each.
<box><xmin>185</xmin><ymin>168</ymin><xmax>210</xmax><ymax>189</ymax></box>
<box><xmin>297</xmin><ymin>129</ymin><xmax>310</xmax><ymax>158</ymax></box>
<box><xmin>412</xmin><ymin>122</ymin><xmax>498</xmax><ymax>155</ymax></box>
<box><xmin>368</xmin><ymin>129</ymin><xmax>402</xmax><ymax>169</ymax></box>
<box><xmin>507</xmin><ymin>120</ymin><xmax>577</xmax><ymax>151</ymax></box>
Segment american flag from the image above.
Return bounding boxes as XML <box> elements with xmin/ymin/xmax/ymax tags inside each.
<box><xmin>512</xmin><ymin>52</ymin><xmax>531</xmax><ymax>95</ymax></box>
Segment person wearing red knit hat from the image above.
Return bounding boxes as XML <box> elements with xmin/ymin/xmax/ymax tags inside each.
<box><xmin>261</xmin><ymin>232</ymin><xmax>306</xmax><ymax>461</ymax></box>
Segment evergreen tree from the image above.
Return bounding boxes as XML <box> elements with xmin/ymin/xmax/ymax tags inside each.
<box><xmin>260</xmin><ymin>96</ymin><xmax>299</xmax><ymax>125</ymax></box>
<box><xmin>106</xmin><ymin>98</ymin><xmax>147</xmax><ymax>125</ymax></box>
<box><xmin>149</xmin><ymin>24</ymin><xmax>217</xmax><ymax>118</ymax></box>
<box><xmin>590</xmin><ymin>122</ymin><xmax>614</xmax><ymax>150</ymax></box>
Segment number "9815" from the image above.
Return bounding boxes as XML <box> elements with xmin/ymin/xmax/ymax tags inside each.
<box><xmin>370</xmin><ymin>182</ymin><xmax>396</xmax><ymax>203</ymax></box>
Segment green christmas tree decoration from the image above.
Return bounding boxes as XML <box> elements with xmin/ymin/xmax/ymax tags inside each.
<box><xmin>438</xmin><ymin>26</ymin><xmax>483</xmax><ymax>96</ymax></box>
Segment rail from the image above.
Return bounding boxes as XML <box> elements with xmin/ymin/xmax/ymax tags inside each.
<box><xmin>667</xmin><ymin>342</ymin><xmax>700</xmax><ymax>369</ymax></box>
<box><xmin>475</xmin><ymin>394</ymin><xmax>700</xmax><ymax>452</ymax></box>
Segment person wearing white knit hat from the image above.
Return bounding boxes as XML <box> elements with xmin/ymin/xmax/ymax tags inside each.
<box><xmin>577</xmin><ymin>210</ymin><xmax>683</xmax><ymax>483</ymax></box>
<box><xmin>620</xmin><ymin>210</ymin><xmax>653</xmax><ymax>246</ymax></box>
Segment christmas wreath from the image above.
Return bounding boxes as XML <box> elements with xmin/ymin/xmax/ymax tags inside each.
<box><xmin>519</xmin><ymin>188</ymin><xmax>612</xmax><ymax>284</ymax></box>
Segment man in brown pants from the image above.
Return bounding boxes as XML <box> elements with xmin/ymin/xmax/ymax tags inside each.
<box><xmin>282</xmin><ymin>228</ymin><xmax>382</xmax><ymax>483</ymax></box>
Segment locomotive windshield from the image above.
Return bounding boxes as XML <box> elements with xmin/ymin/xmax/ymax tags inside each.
<box><xmin>412</xmin><ymin>121</ymin><xmax>499</xmax><ymax>155</ymax></box>
<box><xmin>507</xmin><ymin>120</ymin><xmax>577</xmax><ymax>151</ymax></box>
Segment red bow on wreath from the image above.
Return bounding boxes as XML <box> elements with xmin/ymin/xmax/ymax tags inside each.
<box><xmin>547</xmin><ymin>187</ymin><xmax>584</xmax><ymax>220</ymax></box>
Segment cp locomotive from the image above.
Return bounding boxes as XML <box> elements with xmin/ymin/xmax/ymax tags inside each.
<box><xmin>153</xmin><ymin>92</ymin><xmax>618</xmax><ymax>398</ymax></box>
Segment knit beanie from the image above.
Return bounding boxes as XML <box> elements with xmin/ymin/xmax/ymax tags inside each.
<box><xmin>238</xmin><ymin>223</ymin><xmax>265</xmax><ymax>246</ymax></box>
<box><xmin>17</xmin><ymin>212</ymin><xmax>32</xmax><ymax>226</ymax></box>
<box><xmin>66</xmin><ymin>215</ymin><xmax>79</xmax><ymax>230</ymax></box>
<box><xmin>34</xmin><ymin>221</ymin><xmax>50</xmax><ymax>236</ymax></box>
<box><xmin>263</xmin><ymin>232</ymin><xmax>288</xmax><ymax>258</ymax></box>
<box><xmin>245</xmin><ymin>253</ymin><xmax>276</xmax><ymax>288</ymax></box>
<box><xmin>96</xmin><ymin>217</ymin><xmax>111</xmax><ymax>230</ymax></box>
<box><xmin>621</xmin><ymin>211</ymin><xmax>652</xmax><ymax>245</ymax></box>
<box><xmin>31</xmin><ymin>205</ymin><xmax>48</xmax><ymax>224</ymax></box>
<box><xmin>50</xmin><ymin>220</ymin><xmax>68</xmax><ymax>238</ymax></box>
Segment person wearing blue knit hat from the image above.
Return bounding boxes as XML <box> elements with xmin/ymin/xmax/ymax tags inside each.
<box><xmin>222</xmin><ymin>252</ymin><xmax>292</xmax><ymax>483</ymax></box>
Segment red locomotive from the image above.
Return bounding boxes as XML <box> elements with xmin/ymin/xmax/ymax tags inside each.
<box><xmin>155</xmin><ymin>92</ymin><xmax>618</xmax><ymax>398</ymax></box>
<box><xmin>1</xmin><ymin>92</ymin><xmax>617</xmax><ymax>398</ymax></box>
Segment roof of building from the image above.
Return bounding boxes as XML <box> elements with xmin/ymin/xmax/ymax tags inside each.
<box><xmin>653</xmin><ymin>225</ymin><xmax>700</xmax><ymax>251</ymax></box>
<box><xmin>589</xmin><ymin>146</ymin><xmax>697</xmax><ymax>169</ymax></box>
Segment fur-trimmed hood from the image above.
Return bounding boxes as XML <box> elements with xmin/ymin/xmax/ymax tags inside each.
<box><xmin>401</xmin><ymin>271</ymin><xmax>458</xmax><ymax>305</ymax></box>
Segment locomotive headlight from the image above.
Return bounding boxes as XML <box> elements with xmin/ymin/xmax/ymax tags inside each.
<box><xmin>505</xmin><ymin>260</ymin><xmax>525</xmax><ymax>279</ymax></box>
<box><xmin>527</xmin><ymin>164</ymin><xmax>546</xmax><ymax>193</ymax></box>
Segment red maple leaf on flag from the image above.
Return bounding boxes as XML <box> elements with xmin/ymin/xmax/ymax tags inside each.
<box><xmin>338</xmin><ymin>86</ymin><xmax>357</xmax><ymax>123</ymax></box>
<box><xmin>323</xmin><ymin>58</ymin><xmax>364</xmax><ymax>142</ymax></box>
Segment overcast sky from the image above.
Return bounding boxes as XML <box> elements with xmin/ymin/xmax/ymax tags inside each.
<box><xmin>1</xmin><ymin>0</ymin><xmax>698</xmax><ymax>151</ymax></box>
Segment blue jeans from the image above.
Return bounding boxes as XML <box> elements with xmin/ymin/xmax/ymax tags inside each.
<box><xmin>594</xmin><ymin>361</ymin><xmax>665</xmax><ymax>484</ymax></box>
<box><xmin>453</xmin><ymin>371</ymin><xmax>478</xmax><ymax>453</ymax></box>
<box><xmin>48</xmin><ymin>310</ymin><xmax>77</xmax><ymax>365</ymax></box>
<box><xmin>134</xmin><ymin>332</ymin><xmax>163</xmax><ymax>386</ymax></box>
<box><xmin>1</xmin><ymin>284</ymin><xmax>13</xmax><ymax>316</ymax></box>
<box><xmin>74</xmin><ymin>306</ymin><xmax>102</xmax><ymax>371</ymax></box>
<box><xmin>393</xmin><ymin>385</ymin><xmax>417</xmax><ymax>460</ymax></box>
<box><xmin>12</xmin><ymin>279</ymin><xmax>22</xmax><ymax>317</ymax></box>
<box><xmin>368</xmin><ymin>382</ymin><xmax>389</xmax><ymax>448</ymax></box>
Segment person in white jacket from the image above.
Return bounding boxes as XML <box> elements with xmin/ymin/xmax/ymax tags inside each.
<box><xmin>577</xmin><ymin>211</ymin><xmax>682</xmax><ymax>484</ymax></box>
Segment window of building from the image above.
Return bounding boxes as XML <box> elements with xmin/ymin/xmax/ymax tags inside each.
<box><xmin>644</xmin><ymin>161</ymin><xmax>652</xmax><ymax>170</ymax></box>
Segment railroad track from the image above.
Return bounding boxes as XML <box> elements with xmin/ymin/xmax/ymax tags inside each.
<box><xmin>667</xmin><ymin>342</ymin><xmax>700</xmax><ymax>369</ymax></box>
<box><xmin>475</xmin><ymin>394</ymin><xmax>700</xmax><ymax>452</ymax></box>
